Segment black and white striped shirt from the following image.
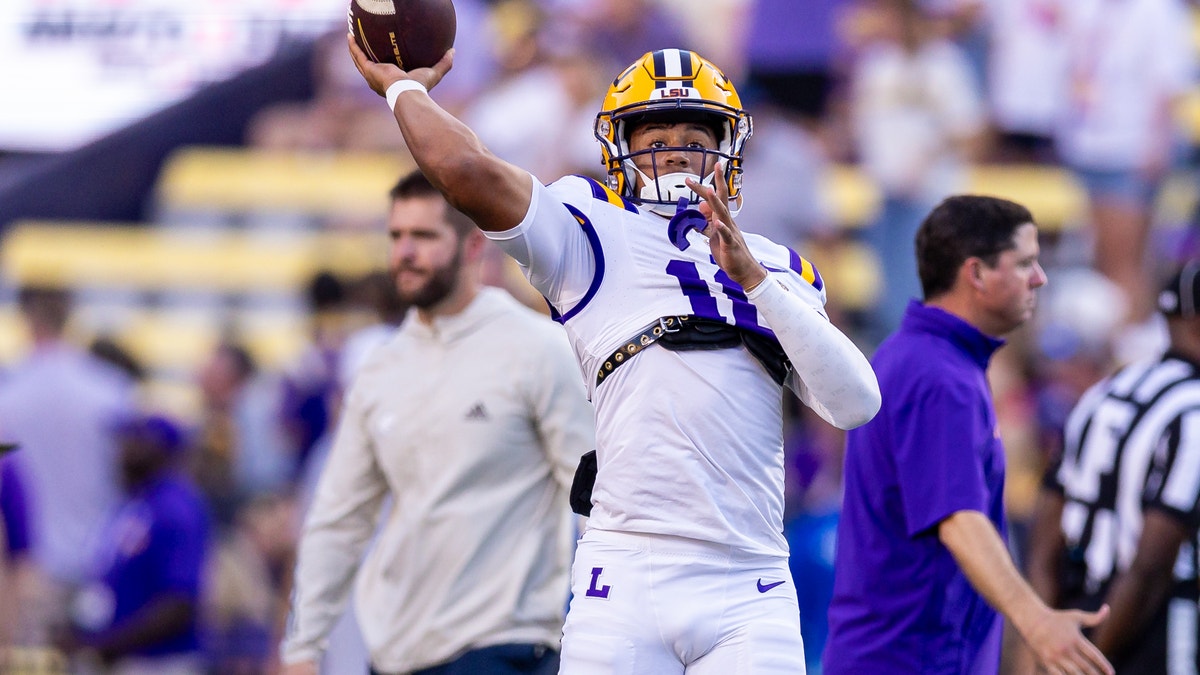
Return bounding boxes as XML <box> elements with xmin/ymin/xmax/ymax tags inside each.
<box><xmin>1049</xmin><ymin>351</ymin><xmax>1200</xmax><ymax>672</ymax></box>
<box><xmin>1053</xmin><ymin>351</ymin><xmax>1200</xmax><ymax>596</ymax></box>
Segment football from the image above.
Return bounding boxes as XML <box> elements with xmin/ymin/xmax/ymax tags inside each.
<box><xmin>348</xmin><ymin>0</ymin><xmax>456</xmax><ymax>71</ymax></box>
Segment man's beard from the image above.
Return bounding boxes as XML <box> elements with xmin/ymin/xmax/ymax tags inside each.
<box><xmin>394</xmin><ymin>244</ymin><xmax>463</xmax><ymax>309</ymax></box>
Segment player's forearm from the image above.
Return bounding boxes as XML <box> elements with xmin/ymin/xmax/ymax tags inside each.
<box><xmin>745</xmin><ymin>275</ymin><xmax>880</xmax><ymax>429</ymax></box>
<box><xmin>391</xmin><ymin>90</ymin><xmax>532</xmax><ymax>232</ymax></box>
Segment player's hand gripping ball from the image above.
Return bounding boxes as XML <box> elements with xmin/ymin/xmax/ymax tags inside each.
<box><xmin>348</xmin><ymin>0</ymin><xmax>456</xmax><ymax>70</ymax></box>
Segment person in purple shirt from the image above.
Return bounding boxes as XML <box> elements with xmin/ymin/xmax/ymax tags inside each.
<box><xmin>824</xmin><ymin>195</ymin><xmax>1114</xmax><ymax>674</ymax></box>
<box><xmin>56</xmin><ymin>414</ymin><xmax>210</xmax><ymax>674</ymax></box>
<box><xmin>1</xmin><ymin>450</ymin><xmax>30</xmax><ymax>563</ymax></box>
<box><xmin>1</xmin><ymin>449</ymin><xmax>31</xmax><ymax>647</ymax></box>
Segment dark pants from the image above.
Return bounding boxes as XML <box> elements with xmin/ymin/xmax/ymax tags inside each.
<box><xmin>370</xmin><ymin>644</ymin><xmax>559</xmax><ymax>675</ymax></box>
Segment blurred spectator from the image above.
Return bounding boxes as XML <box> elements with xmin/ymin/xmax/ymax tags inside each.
<box><xmin>280</xmin><ymin>270</ymin><xmax>349</xmax><ymax>476</ymax></box>
<box><xmin>0</xmin><ymin>448</ymin><xmax>32</xmax><ymax>651</ymax></box>
<box><xmin>463</xmin><ymin>46</ymin><xmax>607</xmax><ymax>183</ymax></box>
<box><xmin>919</xmin><ymin>0</ymin><xmax>989</xmax><ymax>89</ymax></box>
<box><xmin>742</xmin><ymin>0</ymin><xmax>853</xmax><ymax>134</ymax></box>
<box><xmin>848</xmin><ymin>0</ymin><xmax>986</xmax><ymax>341</ymax></box>
<box><xmin>1029</xmin><ymin>267</ymin><xmax>1124</xmax><ymax>465</ymax></box>
<box><xmin>55</xmin><ymin>414</ymin><xmax>209</xmax><ymax>675</ymax></box>
<box><xmin>1055</xmin><ymin>0</ymin><xmax>1194</xmax><ymax>361</ymax></box>
<box><xmin>190</xmin><ymin>341</ymin><xmax>292</xmax><ymax>525</ymax></box>
<box><xmin>0</xmin><ymin>285</ymin><xmax>137</xmax><ymax>645</ymax></box>
<box><xmin>204</xmin><ymin>495</ymin><xmax>296</xmax><ymax>675</ymax></box>
<box><xmin>547</xmin><ymin>0</ymin><xmax>689</xmax><ymax>75</ymax></box>
<box><xmin>246</xmin><ymin>31</ymin><xmax>411</xmax><ymax>153</ymax></box>
<box><xmin>736</xmin><ymin>102</ymin><xmax>837</xmax><ymax>249</ymax></box>
<box><xmin>981</xmin><ymin>0</ymin><xmax>1066</xmax><ymax>163</ymax></box>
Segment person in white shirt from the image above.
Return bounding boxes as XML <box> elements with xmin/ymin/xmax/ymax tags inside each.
<box><xmin>0</xmin><ymin>286</ymin><xmax>137</xmax><ymax>646</ymax></box>
<box><xmin>347</xmin><ymin>42</ymin><xmax>881</xmax><ymax>674</ymax></box>
<box><xmin>280</xmin><ymin>171</ymin><xmax>595</xmax><ymax>675</ymax></box>
<box><xmin>982</xmin><ymin>0</ymin><xmax>1067</xmax><ymax>163</ymax></box>
<box><xmin>850</xmin><ymin>0</ymin><xmax>986</xmax><ymax>341</ymax></box>
<box><xmin>1056</xmin><ymin>0</ymin><xmax>1194</xmax><ymax>359</ymax></box>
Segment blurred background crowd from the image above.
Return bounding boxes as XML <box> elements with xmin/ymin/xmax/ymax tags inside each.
<box><xmin>0</xmin><ymin>0</ymin><xmax>1199</xmax><ymax>672</ymax></box>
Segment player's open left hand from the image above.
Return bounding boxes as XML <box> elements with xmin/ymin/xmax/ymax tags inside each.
<box><xmin>346</xmin><ymin>34</ymin><xmax>453</xmax><ymax>98</ymax></box>
<box><xmin>685</xmin><ymin>162</ymin><xmax>767</xmax><ymax>292</ymax></box>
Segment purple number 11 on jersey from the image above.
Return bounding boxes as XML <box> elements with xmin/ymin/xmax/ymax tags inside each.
<box><xmin>665</xmin><ymin>260</ymin><xmax>774</xmax><ymax>339</ymax></box>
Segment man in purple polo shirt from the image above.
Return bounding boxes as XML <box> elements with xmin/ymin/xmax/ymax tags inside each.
<box><xmin>57</xmin><ymin>414</ymin><xmax>209</xmax><ymax>674</ymax></box>
<box><xmin>824</xmin><ymin>195</ymin><xmax>1114</xmax><ymax>674</ymax></box>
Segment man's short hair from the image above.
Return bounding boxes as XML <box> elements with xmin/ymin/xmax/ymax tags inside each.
<box><xmin>17</xmin><ymin>285</ymin><xmax>70</xmax><ymax>333</ymax></box>
<box><xmin>915</xmin><ymin>195</ymin><xmax>1035</xmax><ymax>300</ymax></box>
<box><xmin>388</xmin><ymin>170</ymin><xmax>475</xmax><ymax>238</ymax></box>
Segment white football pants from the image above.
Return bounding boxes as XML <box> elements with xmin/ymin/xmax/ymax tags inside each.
<box><xmin>559</xmin><ymin>529</ymin><xmax>807</xmax><ymax>674</ymax></box>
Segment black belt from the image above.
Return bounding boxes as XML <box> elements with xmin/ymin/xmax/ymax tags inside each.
<box><xmin>595</xmin><ymin>316</ymin><xmax>690</xmax><ymax>387</ymax></box>
<box><xmin>595</xmin><ymin>314</ymin><xmax>792</xmax><ymax>388</ymax></box>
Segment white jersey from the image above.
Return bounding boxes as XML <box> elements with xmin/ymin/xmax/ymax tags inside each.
<box><xmin>487</xmin><ymin>175</ymin><xmax>830</xmax><ymax>557</ymax></box>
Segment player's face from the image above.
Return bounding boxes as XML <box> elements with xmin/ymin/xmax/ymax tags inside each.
<box><xmin>627</xmin><ymin>121</ymin><xmax>719</xmax><ymax>183</ymax></box>
<box><xmin>387</xmin><ymin>196</ymin><xmax>464</xmax><ymax>309</ymax></box>
<box><xmin>977</xmin><ymin>223</ymin><xmax>1047</xmax><ymax>334</ymax></box>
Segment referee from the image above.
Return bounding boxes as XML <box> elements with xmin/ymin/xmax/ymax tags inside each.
<box><xmin>1026</xmin><ymin>259</ymin><xmax>1200</xmax><ymax>673</ymax></box>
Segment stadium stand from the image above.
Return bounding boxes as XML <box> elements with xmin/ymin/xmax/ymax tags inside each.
<box><xmin>5</xmin><ymin>142</ymin><xmax>1194</xmax><ymax>419</ymax></box>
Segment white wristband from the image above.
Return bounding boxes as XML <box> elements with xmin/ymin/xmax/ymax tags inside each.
<box><xmin>385</xmin><ymin>79</ymin><xmax>427</xmax><ymax>111</ymax></box>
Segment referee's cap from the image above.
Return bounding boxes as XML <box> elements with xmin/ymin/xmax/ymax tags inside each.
<box><xmin>1159</xmin><ymin>260</ymin><xmax>1200</xmax><ymax>318</ymax></box>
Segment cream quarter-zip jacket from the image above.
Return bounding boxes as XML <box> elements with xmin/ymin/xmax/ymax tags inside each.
<box><xmin>282</xmin><ymin>287</ymin><xmax>595</xmax><ymax>673</ymax></box>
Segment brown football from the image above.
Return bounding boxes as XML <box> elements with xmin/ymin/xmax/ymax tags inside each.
<box><xmin>348</xmin><ymin>0</ymin><xmax>456</xmax><ymax>70</ymax></box>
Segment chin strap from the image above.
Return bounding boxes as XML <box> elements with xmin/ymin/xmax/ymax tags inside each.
<box><xmin>667</xmin><ymin>197</ymin><xmax>708</xmax><ymax>251</ymax></box>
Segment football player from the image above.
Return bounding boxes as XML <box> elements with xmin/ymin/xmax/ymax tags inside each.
<box><xmin>348</xmin><ymin>43</ymin><xmax>882</xmax><ymax>674</ymax></box>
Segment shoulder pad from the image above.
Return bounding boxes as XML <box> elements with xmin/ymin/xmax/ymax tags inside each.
<box><xmin>572</xmin><ymin>175</ymin><xmax>639</xmax><ymax>214</ymax></box>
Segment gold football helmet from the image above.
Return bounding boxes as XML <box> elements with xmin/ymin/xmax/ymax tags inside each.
<box><xmin>595</xmin><ymin>49</ymin><xmax>752</xmax><ymax>215</ymax></box>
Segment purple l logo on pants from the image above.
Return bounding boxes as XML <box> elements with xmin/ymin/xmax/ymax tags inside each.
<box><xmin>586</xmin><ymin>567</ymin><xmax>610</xmax><ymax>598</ymax></box>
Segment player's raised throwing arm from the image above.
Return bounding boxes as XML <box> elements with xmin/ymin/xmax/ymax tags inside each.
<box><xmin>347</xmin><ymin>38</ymin><xmax>532</xmax><ymax>233</ymax></box>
